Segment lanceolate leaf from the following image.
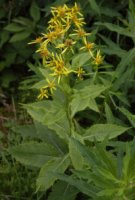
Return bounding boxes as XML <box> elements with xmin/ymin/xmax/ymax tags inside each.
<box><xmin>30</xmin><ymin>1</ymin><xmax>40</xmax><ymax>22</ymax></box>
<box><xmin>69</xmin><ymin>137</ymin><xmax>84</xmax><ymax>170</ymax></box>
<box><xmin>36</xmin><ymin>155</ymin><xmax>70</xmax><ymax>191</ymax></box>
<box><xmin>83</xmin><ymin>124</ymin><xmax>129</xmax><ymax>141</ymax></box>
<box><xmin>96</xmin><ymin>22</ymin><xmax>135</xmax><ymax>38</ymax></box>
<box><xmin>10</xmin><ymin>142</ymin><xmax>60</xmax><ymax>168</ymax></box>
<box><xmin>55</xmin><ymin>173</ymin><xmax>96</xmax><ymax>197</ymax></box>
<box><xmin>9</xmin><ymin>31</ymin><xmax>31</xmax><ymax>42</ymax></box>
<box><xmin>119</xmin><ymin>107</ymin><xmax>135</xmax><ymax>128</ymax></box>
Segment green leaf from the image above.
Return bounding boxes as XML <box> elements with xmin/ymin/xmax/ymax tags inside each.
<box><xmin>83</xmin><ymin>124</ymin><xmax>129</xmax><ymax>141</ymax></box>
<box><xmin>72</xmin><ymin>52</ymin><xmax>91</xmax><ymax>69</ymax></box>
<box><xmin>104</xmin><ymin>102</ymin><xmax>115</xmax><ymax>124</ymax></box>
<box><xmin>48</xmin><ymin>181</ymin><xmax>78</xmax><ymax>200</ymax></box>
<box><xmin>69</xmin><ymin>138</ymin><xmax>84</xmax><ymax>170</ymax></box>
<box><xmin>25</xmin><ymin>100</ymin><xmax>70</xmax><ymax>140</ymax></box>
<box><xmin>96</xmin><ymin>22</ymin><xmax>135</xmax><ymax>38</ymax></box>
<box><xmin>0</xmin><ymin>31</ymin><xmax>10</xmax><ymax>48</ymax></box>
<box><xmin>70</xmin><ymin>85</ymin><xmax>106</xmax><ymax>117</ymax></box>
<box><xmin>9</xmin><ymin>31</ymin><xmax>31</xmax><ymax>42</ymax></box>
<box><xmin>30</xmin><ymin>1</ymin><xmax>40</xmax><ymax>22</ymax></box>
<box><xmin>37</xmin><ymin>155</ymin><xmax>70</xmax><ymax>191</ymax></box>
<box><xmin>10</xmin><ymin>142</ymin><xmax>60</xmax><ymax>168</ymax></box>
<box><xmin>32</xmin><ymin>80</ymin><xmax>47</xmax><ymax>89</ymax></box>
<box><xmin>55</xmin><ymin>173</ymin><xmax>96</xmax><ymax>197</ymax></box>
<box><xmin>4</xmin><ymin>23</ymin><xmax>25</xmax><ymax>32</ymax></box>
<box><xmin>88</xmin><ymin>0</ymin><xmax>100</xmax><ymax>15</ymax></box>
<box><xmin>119</xmin><ymin>107</ymin><xmax>135</xmax><ymax>128</ymax></box>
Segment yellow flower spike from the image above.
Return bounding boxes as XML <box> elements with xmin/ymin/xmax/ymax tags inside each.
<box><xmin>37</xmin><ymin>89</ymin><xmax>49</xmax><ymax>100</ymax></box>
<box><xmin>28</xmin><ymin>36</ymin><xmax>43</xmax><ymax>44</ymax></box>
<box><xmin>93</xmin><ymin>50</ymin><xmax>104</xmax><ymax>66</ymax></box>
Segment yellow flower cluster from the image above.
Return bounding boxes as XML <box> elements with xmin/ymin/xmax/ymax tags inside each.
<box><xmin>29</xmin><ymin>3</ymin><xmax>104</xmax><ymax>100</ymax></box>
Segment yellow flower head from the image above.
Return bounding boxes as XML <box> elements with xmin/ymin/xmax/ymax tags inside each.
<box><xmin>71</xmin><ymin>13</ymin><xmax>85</xmax><ymax>28</ymax></box>
<box><xmin>75</xmin><ymin>67</ymin><xmax>85</xmax><ymax>80</ymax></box>
<box><xmin>71</xmin><ymin>28</ymin><xmax>91</xmax><ymax>38</ymax></box>
<box><xmin>38</xmin><ymin>89</ymin><xmax>49</xmax><ymax>100</ymax></box>
<box><xmin>93</xmin><ymin>50</ymin><xmax>103</xmax><ymax>66</ymax></box>
<box><xmin>51</xmin><ymin>4</ymin><xmax>69</xmax><ymax>17</ymax></box>
<box><xmin>44</xmin><ymin>79</ymin><xmax>56</xmax><ymax>94</ymax></box>
<box><xmin>56</xmin><ymin>39</ymin><xmax>76</xmax><ymax>54</ymax></box>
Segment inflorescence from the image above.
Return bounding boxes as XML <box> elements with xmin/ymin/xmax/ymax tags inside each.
<box><xmin>29</xmin><ymin>3</ymin><xmax>104</xmax><ymax>99</ymax></box>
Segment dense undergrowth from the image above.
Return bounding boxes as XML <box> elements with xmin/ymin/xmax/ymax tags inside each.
<box><xmin>1</xmin><ymin>0</ymin><xmax>135</xmax><ymax>199</ymax></box>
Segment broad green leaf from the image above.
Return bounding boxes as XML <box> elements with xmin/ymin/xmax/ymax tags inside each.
<box><xmin>119</xmin><ymin>107</ymin><xmax>135</xmax><ymax>128</ymax></box>
<box><xmin>9</xmin><ymin>31</ymin><xmax>31</xmax><ymax>42</ymax></box>
<box><xmin>24</xmin><ymin>100</ymin><xmax>70</xmax><ymax>140</ymax></box>
<box><xmin>4</xmin><ymin>23</ymin><xmax>25</xmax><ymax>32</ymax></box>
<box><xmin>10</xmin><ymin>142</ymin><xmax>60</xmax><ymax>167</ymax></box>
<box><xmin>37</xmin><ymin>155</ymin><xmax>70</xmax><ymax>191</ymax></box>
<box><xmin>72</xmin><ymin>52</ymin><xmax>91</xmax><ymax>69</ymax></box>
<box><xmin>69</xmin><ymin>137</ymin><xmax>84</xmax><ymax>170</ymax></box>
<box><xmin>30</xmin><ymin>1</ymin><xmax>40</xmax><ymax>22</ymax></box>
<box><xmin>70</xmin><ymin>85</ymin><xmax>106</xmax><ymax>117</ymax></box>
<box><xmin>83</xmin><ymin>124</ymin><xmax>129</xmax><ymax>141</ymax></box>
<box><xmin>48</xmin><ymin>181</ymin><xmax>78</xmax><ymax>200</ymax></box>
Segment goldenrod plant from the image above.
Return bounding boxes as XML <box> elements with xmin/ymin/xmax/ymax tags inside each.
<box><xmin>9</xmin><ymin>2</ymin><xmax>135</xmax><ymax>200</ymax></box>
